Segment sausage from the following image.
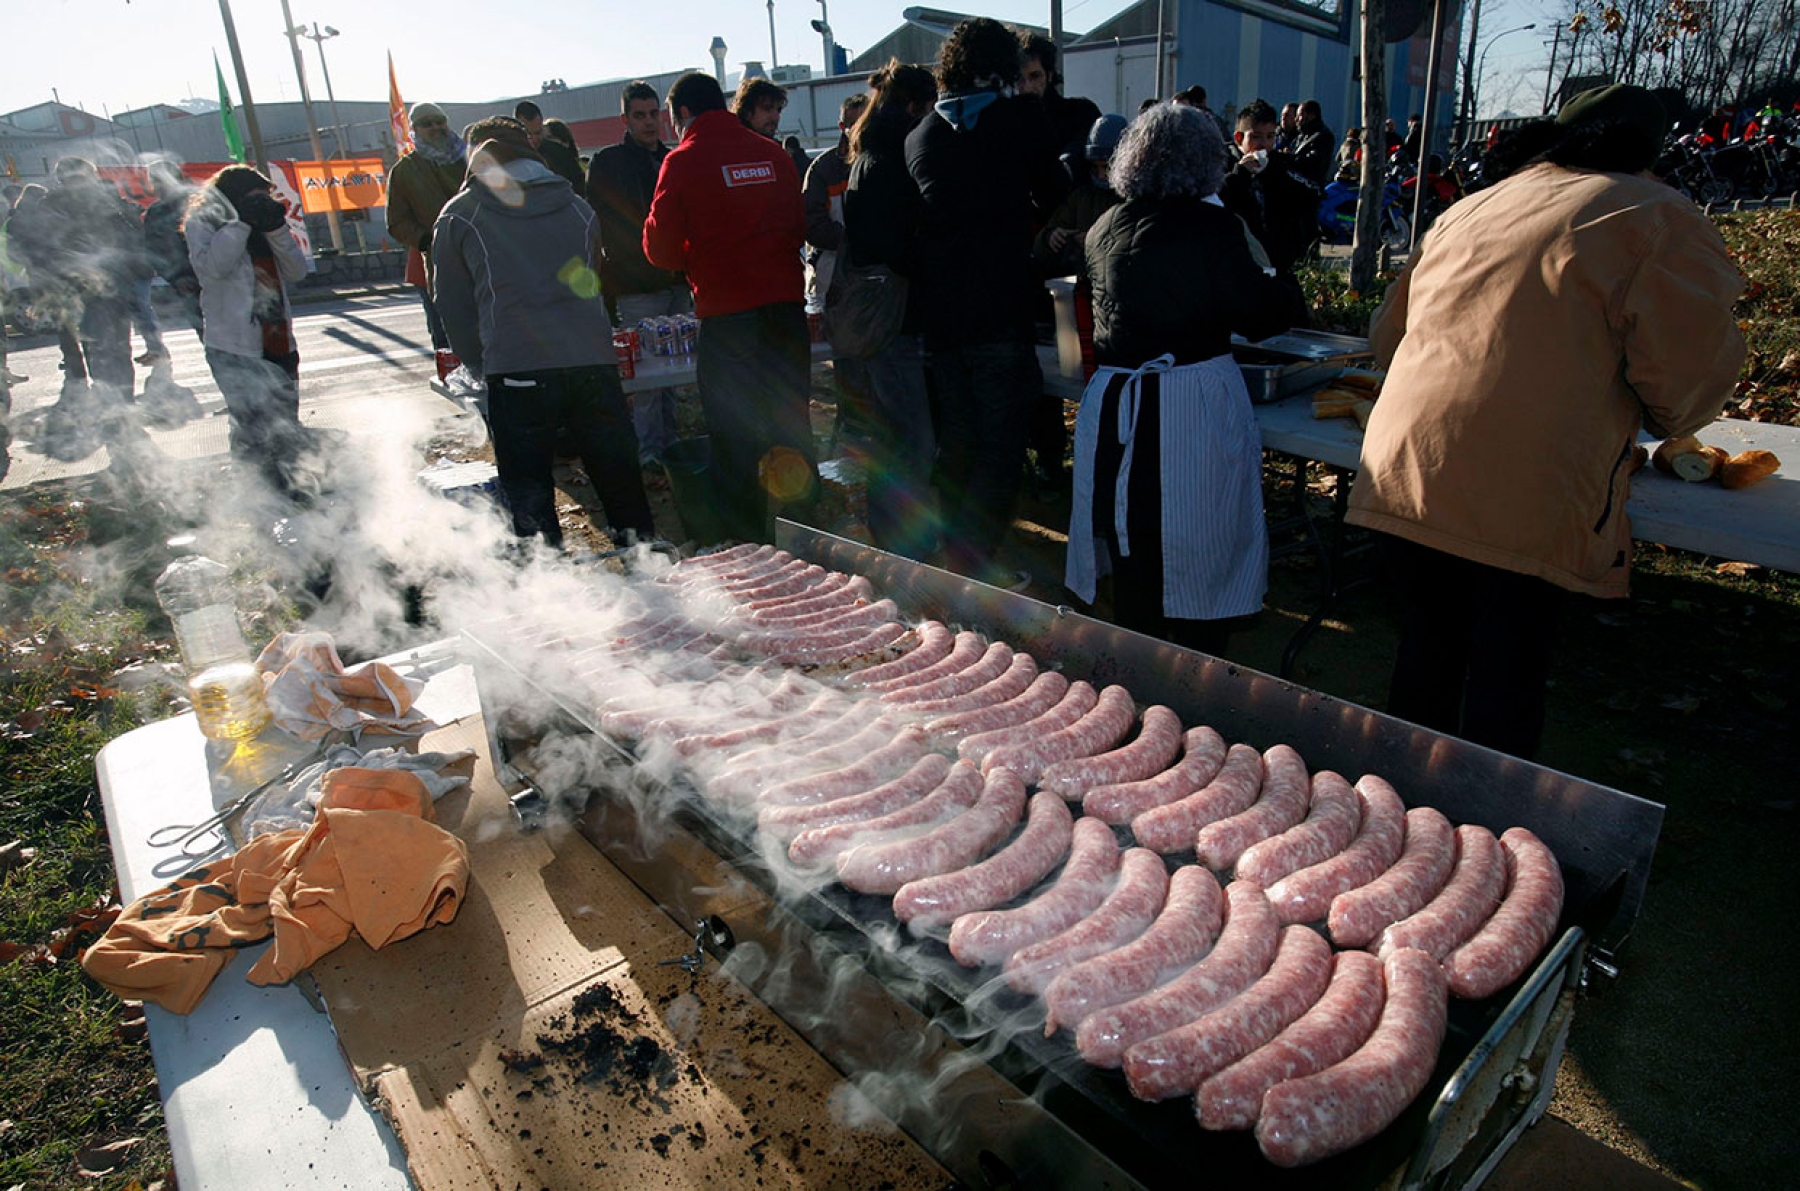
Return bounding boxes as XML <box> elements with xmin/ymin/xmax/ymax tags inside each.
<box><xmin>882</xmin><ymin>642</ymin><xmax>1014</xmax><ymax>706</ymax></box>
<box><xmin>788</xmin><ymin>761</ymin><xmax>984</xmax><ymax>867</ymax></box>
<box><xmin>1130</xmin><ymin>744</ymin><xmax>1265</xmax><ymax>855</ymax></box>
<box><xmin>835</xmin><ymin>767</ymin><xmax>1028</xmax><ymax>895</ymax></box>
<box><xmin>756</xmin><ymin>727</ymin><xmax>932</xmax><ymax>808</ymax></box>
<box><xmin>1196</xmin><ymin>949</ymin><xmax>1386</xmax><ymax>1131</ymax></box>
<box><xmin>743</xmin><ymin>573</ymin><xmax>861</xmax><ymax>618</ymax></box>
<box><xmin>704</xmin><ymin>706</ymin><xmax>890</xmax><ymax>803</ymax></box>
<box><xmin>1038</xmin><ymin>705</ymin><xmax>1185</xmax><ymax>800</ymax></box>
<box><xmin>1377</xmin><ymin>825</ymin><xmax>1506</xmax><ymax>961</ymax></box>
<box><xmin>1123</xmin><ymin>925</ymin><xmax>1334</xmax><ymax>1101</ymax></box>
<box><xmin>948</xmin><ymin>817</ymin><xmax>1121</xmax><ymax>967</ymax></box>
<box><xmin>978</xmin><ymin>684</ymin><xmax>1136</xmax><ymax>784</ymax></box>
<box><xmin>1235</xmin><ymin>769</ymin><xmax>1364</xmax><ymax>888</ymax></box>
<box><xmin>892</xmin><ymin>651</ymin><xmax>1038</xmax><ymax>716</ymax></box>
<box><xmin>735</xmin><ymin>598</ymin><xmax>897</xmax><ymax>639</ymax></box>
<box><xmin>760</xmin><ymin>621</ymin><xmax>907</xmax><ymax>666</ymax></box>
<box><xmin>1081</xmin><ymin>726</ymin><xmax>1228</xmax><ymax>824</ymax></box>
<box><xmin>668</xmin><ymin>690</ymin><xmax>841</xmax><ymax>757</ymax></box>
<box><xmin>1042</xmin><ymin>864</ymin><xmax>1223</xmax><ymax>1036</ymax></box>
<box><xmin>673</xmin><ymin>541</ymin><xmax>766</xmax><ymax>572</ymax></box>
<box><xmin>662</xmin><ymin>546</ymin><xmax>780</xmax><ymax>585</ymax></box>
<box><xmin>957</xmin><ymin>681</ymin><xmax>1099</xmax><ymax>768</ymax></box>
<box><xmin>759</xmin><ymin>753</ymin><xmax>954</xmax><ymax>844</ymax></box>
<box><xmin>843</xmin><ymin>621</ymin><xmax>955</xmax><ymax>687</ymax></box>
<box><xmin>926</xmin><ymin>671</ymin><xmax>1071</xmax><ymax>742</ymax></box>
<box><xmin>860</xmin><ymin>630</ymin><xmax>986</xmax><ymax>693</ymax></box>
<box><xmin>716</xmin><ymin>558</ymin><xmax>814</xmax><ymax>595</ymax></box>
<box><xmin>1266</xmin><ymin>774</ymin><xmax>1407</xmax><ymax>925</ymax></box>
<box><xmin>1195</xmin><ymin>745</ymin><xmax>1311</xmax><ymax>871</ymax></box>
<box><xmin>894</xmin><ymin>791</ymin><xmax>1075</xmax><ymax>928</ymax></box>
<box><xmin>1442</xmin><ymin>827</ymin><xmax>1565</xmax><ymax>1000</ymax></box>
<box><xmin>1075</xmin><ymin>881</ymin><xmax>1280</xmax><ymax>1069</ymax></box>
<box><xmin>1255</xmin><ymin>948</ymin><xmax>1449</xmax><ymax>1167</ymax></box>
<box><xmin>1328</xmin><ymin>807</ymin><xmax>1455</xmax><ymax>948</ymax></box>
<box><xmin>1005</xmin><ymin>847</ymin><xmax>1169</xmax><ymax>995</ymax></box>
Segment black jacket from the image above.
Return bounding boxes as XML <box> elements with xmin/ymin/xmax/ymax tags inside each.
<box><xmin>1086</xmin><ymin>195</ymin><xmax>1306</xmax><ymax>367</ymax></box>
<box><xmin>844</xmin><ymin>104</ymin><xmax>925</xmax><ymax>332</ymax></box>
<box><xmin>1218</xmin><ymin>152</ymin><xmax>1321</xmax><ymax>277</ymax></box>
<box><xmin>1291</xmin><ymin>121</ymin><xmax>1337</xmax><ymax>187</ymax></box>
<box><xmin>143</xmin><ymin>191</ymin><xmax>198</xmax><ymax>288</ymax></box>
<box><xmin>540</xmin><ymin>137</ymin><xmax>586</xmax><ymax>193</ymax></box>
<box><xmin>25</xmin><ymin>182</ymin><xmax>149</xmax><ymax>299</ymax></box>
<box><xmin>904</xmin><ymin>93</ymin><xmax>1069</xmax><ymax>347</ymax></box>
<box><xmin>585</xmin><ymin>134</ymin><xmax>682</xmax><ymax>299</ymax></box>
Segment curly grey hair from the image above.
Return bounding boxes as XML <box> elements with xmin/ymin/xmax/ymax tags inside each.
<box><xmin>1109</xmin><ymin>102</ymin><xmax>1227</xmax><ymax>201</ymax></box>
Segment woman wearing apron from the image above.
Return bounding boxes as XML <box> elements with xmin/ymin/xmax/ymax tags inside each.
<box><xmin>1065</xmin><ymin>103</ymin><xmax>1306</xmax><ymax>654</ymax></box>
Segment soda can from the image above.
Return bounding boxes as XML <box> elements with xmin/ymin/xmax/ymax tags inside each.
<box><xmin>613</xmin><ymin>332</ymin><xmax>636</xmax><ymax>379</ymax></box>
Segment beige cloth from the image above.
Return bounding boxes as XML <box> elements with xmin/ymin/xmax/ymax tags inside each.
<box><xmin>1347</xmin><ymin>163</ymin><xmax>1745</xmax><ymax>597</ymax></box>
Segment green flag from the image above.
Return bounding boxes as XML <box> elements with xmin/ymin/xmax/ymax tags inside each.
<box><xmin>215</xmin><ymin>52</ymin><xmax>245</xmax><ymax>163</ymax></box>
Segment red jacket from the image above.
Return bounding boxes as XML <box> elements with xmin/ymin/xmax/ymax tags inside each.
<box><xmin>642</xmin><ymin>109</ymin><xmax>806</xmax><ymax>318</ymax></box>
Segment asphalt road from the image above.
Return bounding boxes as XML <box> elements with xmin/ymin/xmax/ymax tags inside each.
<box><xmin>2</xmin><ymin>290</ymin><xmax>452</xmax><ymax>491</ymax></box>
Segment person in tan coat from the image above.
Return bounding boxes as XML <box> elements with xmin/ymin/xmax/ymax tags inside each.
<box><xmin>1346</xmin><ymin>85</ymin><xmax>1744</xmax><ymax>759</ymax></box>
<box><xmin>385</xmin><ymin>102</ymin><xmax>466</xmax><ymax>380</ymax></box>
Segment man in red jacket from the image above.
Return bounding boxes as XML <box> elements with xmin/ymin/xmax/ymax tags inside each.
<box><xmin>644</xmin><ymin>71</ymin><xmax>815</xmax><ymax>543</ymax></box>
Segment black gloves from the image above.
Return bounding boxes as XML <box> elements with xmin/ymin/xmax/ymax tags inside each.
<box><xmin>419</xmin><ymin>230</ymin><xmax>432</xmax><ymax>256</ymax></box>
<box><xmin>236</xmin><ymin>192</ymin><xmax>288</xmax><ymax>234</ymax></box>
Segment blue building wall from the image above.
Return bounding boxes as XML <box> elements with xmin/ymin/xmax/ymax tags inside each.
<box><xmin>1172</xmin><ymin>0</ymin><xmax>1451</xmax><ymax>145</ymax></box>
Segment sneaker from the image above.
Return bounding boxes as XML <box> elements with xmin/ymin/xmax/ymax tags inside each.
<box><xmin>3</xmin><ymin>369</ymin><xmax>26</xmax><ymax>385</ymax></box>
<box><xmin>135</xmin><ymin>350</ymin><xmax>170</xmax><ymax>367</ymax></box>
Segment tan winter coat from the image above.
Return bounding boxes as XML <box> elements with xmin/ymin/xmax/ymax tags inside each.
<box><xmin>1346</xmin><ymin>163</ymin><xmax>1744</xmax><ymax>598</ymax></box>
<box><xmin>385</xmin><ymin>151</ymin><xmax>465</xmax><ymax>253</ymax></box>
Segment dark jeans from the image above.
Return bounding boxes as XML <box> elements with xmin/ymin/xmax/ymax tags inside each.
<box><xmin>831</xmin><ymin>353</ymin><xmax>877</xmax><ymax>445</ymax></box>
<box><xmin>417</xmin><ymin>284</ymin><xmax>448</xmax><ymax>352</ymax></box>
<box><xmin>205</xmin><ymin>346</ymin><xmax>304</xmax><ymax>494</ymax></box>
<box><xmin>864</xmin><ymin>333</ymin><xmax>938</xmax><ymax>560</ymax></box>
<box><xmin>1378</xmin><ymin>533</ymin><xmax>1565</xmax><ymax>760</ymax></box>
<box><xmin>695</xmin><ymin>302</ymin><xmax>816</xmax><ymax>544</ymax></box>
<box><xmin>77</xmin><ymin>294</ymin><xmax>134</xmax><ymax>394</ymax></box>
<box><xmin>485</xmin><ymin>363</ymin><xmax>653</xmax><ymax>547</ymax></box>
<box><xmin>930</xmin><ymin>338</ymin><xmax>1035</xmax><ymax>576</ymax></box>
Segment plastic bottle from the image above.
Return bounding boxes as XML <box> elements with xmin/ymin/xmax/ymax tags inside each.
<box><xmin>154</xmin><ymin>546</ymin><xmax>272</xmax><ymax>741</ymax></box>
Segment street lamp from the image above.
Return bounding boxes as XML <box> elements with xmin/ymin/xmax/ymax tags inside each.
<box><xmin>295</xmin><ymin>23</ymin><xmax>347</xmax><ymax>160</ymax></box>
<box><xmin>810</xmin><ymin>0</ymin><xmax>835</xmax><ymax>75</ymax></box>
<box><xmin>766</xmin><ymin>0</ymin><xmax>779</xmax><ymax>69</ymax></box>
<box><xmin>1473</xmin><ymin>23</ymin><xmax>1536</xmax><ymax>129</ymax></box>
<box><xmin>278</xmin><ymin>0</ymin><xmax>343</xmax><ymax>253</ymax></box>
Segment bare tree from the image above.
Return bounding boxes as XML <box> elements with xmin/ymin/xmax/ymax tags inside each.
<box><xmin>1558</xmin><ymin>0</ymin><xmax>1797</xmax><ymax>112</ymax></box>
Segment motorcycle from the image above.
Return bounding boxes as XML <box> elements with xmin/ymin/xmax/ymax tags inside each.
<box><xmin>1658</xmin><ymin>134</ymin><xmax>1736</xmax><ymax>205</ymax></box>
<box><xmin>1317</xmin><ymin>166</ymin><xmax>1412</xmax><ymax>251</ymax></box>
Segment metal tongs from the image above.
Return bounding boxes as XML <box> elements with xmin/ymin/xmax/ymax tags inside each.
<box><xmin>146</xmin><ymin>740</ymin><xmax>328</xmax><ymax>858</ymax></box>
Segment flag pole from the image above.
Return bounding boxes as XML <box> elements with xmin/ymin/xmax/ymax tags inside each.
<box><xmin>216</xmin><ymin>0</ymin><xmax>268</xmax><ymax>174</ymax></box>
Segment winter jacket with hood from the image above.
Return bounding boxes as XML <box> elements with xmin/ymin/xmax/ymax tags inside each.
<box><xmin>430</xmin><ymin>157</ymin><xmax>613</xmax><ymax>378</ymax></box>
<box><xmin>642</xmin><ymin>108</ymin><xmax>805</xmax><ymax>319</ymax></box>
<box><xmin>904</xmin><ymin>90</ymin><xmax>1067</xmax><ymax>347</ymax></box>
<box><xmin>1347</xmin><ymin>162</ymin><xmax>1745</xmax><ymax>598</ymax></box>
<box><xmin>184</xmin><ymin>191</ymin><xmax>309</xmax><ymax>360</ymax></box>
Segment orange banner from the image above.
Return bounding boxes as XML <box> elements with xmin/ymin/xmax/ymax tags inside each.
<box><xmin>291</xmin><ymin>158</ymin><xmax>390</xmax><ymax>213</ymax></box>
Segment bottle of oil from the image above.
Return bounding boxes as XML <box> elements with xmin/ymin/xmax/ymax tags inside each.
<box><xmin>154</xmin><ymin>547</ymin><xmax>272</xmax><ymax>741</ymax></box>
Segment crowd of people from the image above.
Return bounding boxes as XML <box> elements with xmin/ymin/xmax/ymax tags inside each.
<box><xmin>0</xmin><ymin>22</ymin><xmax>1749</xmax><ymax>762</ymax></box>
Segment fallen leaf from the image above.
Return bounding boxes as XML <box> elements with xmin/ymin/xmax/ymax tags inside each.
<box><xmin>76</xmin><ymin>1136</ymin><xmax>143</xmax><ymax>1178</ymax></box>
<box><xmin>1752</xmin><ymin>691</ymin><xmax>1789</xmax><ymax>711</ymax></box>
<box><xmin>1715</xmin><ymin>561</ymin><xmax>1764</xmax><ymax>578</ymax></box>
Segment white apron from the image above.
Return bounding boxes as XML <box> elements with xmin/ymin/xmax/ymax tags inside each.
<box><xmin>1065</xmin><ymin>353</ymin><xmax>1268</xmax><ymax>620</ymax></box>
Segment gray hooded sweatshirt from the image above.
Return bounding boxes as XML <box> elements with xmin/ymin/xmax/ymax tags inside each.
<box><xmin>430</xmin><ymin>158</ymin><xmax>613</xmax><ymax>377</ymax></box>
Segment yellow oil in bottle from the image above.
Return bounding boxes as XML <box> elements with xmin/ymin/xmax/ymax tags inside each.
<box><xmin>189</xmin><ymin>661</ymin><xmax>272</xmax><ymax>741</ymax></box>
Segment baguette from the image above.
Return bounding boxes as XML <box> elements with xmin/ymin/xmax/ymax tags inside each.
<box><xmin>1652</xmin><ymin>436</ymin><xmax>1727</xmax><ymax>482</ymax></box>
<box><xmin>1721</xmin><ymin>449</ymin><xmax>1781</xmax><ymax>490</ymax></box>
<box><xmin>1334</xmin><ymin>370</ymin><xmax>1383</xmax><ymax>393</ymax></box>
<box><xmin>1312</xmin><ymin>388</ymin><xmax>1366</xmax><ymax>419</ymax></box>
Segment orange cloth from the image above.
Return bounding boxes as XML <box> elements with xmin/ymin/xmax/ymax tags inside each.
<box><xmin>82</xmin><ymin>769</ymin><xmax>468</xmax><ymax>1014</ymax></box>
<box><xmin>256</xmin><ymin>631</ymin><xmax>435</xmax><ymax>740</ymax></box>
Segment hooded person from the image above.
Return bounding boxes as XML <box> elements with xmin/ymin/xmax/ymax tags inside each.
<box><xmin>183</xmin><ymin>164</ymin><xmax>312</xmax><ymax>498</ymax></box>
<box><xmin>430</xmin><ymin>116</ymin><xmax>655</xmax><ymax>549</ymax></box>
<box><xmin>904</xmin><ymin>16</ymin><xmax>1069</xmax><ymax>584</ymax></box>
<box><xmin>1347</xmin><ymin>84</ymin><xmax>1746</xmax><ymax>759</ymax></box>
<box><xmin>385</xmin><ymin>101</ymin><xmax>467</xmax><ymax>380</ymax></box>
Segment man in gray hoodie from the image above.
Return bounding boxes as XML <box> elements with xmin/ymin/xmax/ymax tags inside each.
<box><xmin>431</xmin><ymin>116</ymin><xmax>654</xmax><ymax>547</ymax></box>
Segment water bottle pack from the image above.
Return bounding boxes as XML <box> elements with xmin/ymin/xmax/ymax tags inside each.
<box><xmin>638</xmin><ymin>314</ymin><xmax>700</xmax><ymax>357</ymax></box>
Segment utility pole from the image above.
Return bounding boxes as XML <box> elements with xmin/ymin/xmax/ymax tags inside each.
<box><xmin>299</xmin><ymin>23</ymin><xmax>348</xmax><ymax>159</ymax></box>
<box><xmin>1541</xmin><ymin>20</ymin><xmax>1564</xmax><ymax>114</ymax></box>
<box><xmin>1351</xmin><ymin>0</ymin><xmax>1388</xmax><ymax>293</ymax></box>
<box><xmin>767</xmin><ymin>0</ymin><xmax>780</xmax><ymax>68</ymax></box>
<box><xmin>1051</xmin><ymin>0</ymin><xmax>1063</xmax><ymax>50</ymax></box>
<box><xmin>217</xmin><ymin>0</ymin><xmax>268</xmax><ymax>174</ymax></box>
<box><xmin>1154</xmin><ymin>0</ymin><xmax>1167</xmax><ymax>100</ymax></box>
<box><xmin>279</xmin><ymin>0</ymin><xmax>344</xmax><ymax>252</ymax></box>
<box><xmin>1459</xmin><ymin>0</ymin><xmax>1483</xmax><ymax>143</ymax></box>
<box><xmin>1409</xmin><ymin>0</ymin><xmax>1450</xmax><ymax>253</ymax></box>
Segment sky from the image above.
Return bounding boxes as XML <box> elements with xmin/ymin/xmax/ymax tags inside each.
<box><xmin>6</xmin><ymin>0</ymin><xmax>1556</xmax><ymax>124</ymax></box>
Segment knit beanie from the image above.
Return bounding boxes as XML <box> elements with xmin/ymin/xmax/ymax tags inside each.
<box><xmin>1555</xmin><ymin>85</ymin><xmax>1668</xmax><ymax>173</ymax></box>
<box><xmin>409</xmin><ymin>101</ymin><xmax>447</xmax><ymax>127</ymax></box>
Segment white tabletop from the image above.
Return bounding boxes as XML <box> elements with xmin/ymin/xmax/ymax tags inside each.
<box><xmin>622</xmin><ymin>338</ymin><xmax>834</xmax><ymax>395</ymax></box>
<box><xmin>95</xmin><ymin>649</ymin><xmax>482</xmax><ymax>1190</ymax></box>
<box><xmin>1040</xmin><ymin>347</ymin><xmax>1800</xmax><ymax>575</ymax></box>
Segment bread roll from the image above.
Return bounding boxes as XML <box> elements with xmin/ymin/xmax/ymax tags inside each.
<box><xmin>1721</xmin><ymin>449</ymin><xmax>1781</xmax><ymax>490</ymax></box>
<box><xmin>1334</xmin><ymin>371</ymin><xmax>1383</xmax><ymax>393</ymax></box>
<box><xmin>1652</xmin><ymin>436</ymin><xmax>1726</xmax><ymax>482</ymax></box>
<box><xmin>1312</xmin><ymin>388</ymin><xmax>1365</xmax><ymax>419</ymax></box>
